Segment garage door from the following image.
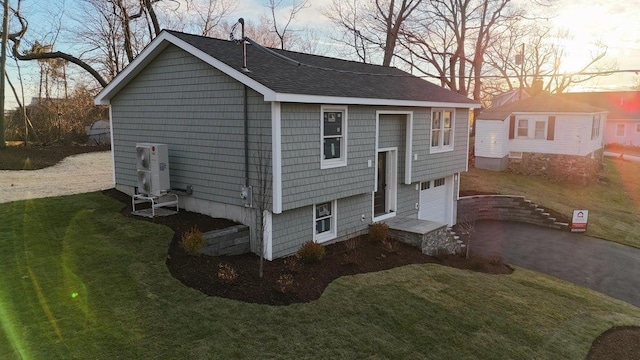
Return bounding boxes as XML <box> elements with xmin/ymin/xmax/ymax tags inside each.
<box><xmin>418</xmin><ymin>177</ymin><xmax>448</xmax><ymax>223</ymax></box>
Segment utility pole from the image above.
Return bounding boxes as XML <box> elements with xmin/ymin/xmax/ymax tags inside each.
<box><xmin>0</xmin><ymin>0</ymin><xmax>9</xmax><ymax>148</ymax></box>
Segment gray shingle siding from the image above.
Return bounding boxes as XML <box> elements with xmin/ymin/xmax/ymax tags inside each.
<box><xmin>111</xmin><ymin>45</ymin><xmax>271</xmax><ymax>208</ymax></box>
<box><xmin>280</xmin><ymin>104</ymin><xmax>376</xmax><ymax>211</ymax></box>
<box><xmin>272</xmin><ymin>193</ymin><xmax>371</xmax><ymax>258</ymax></box>
<box><xmin>412</xmin><ymin>108</ymin><xmax>469</xmax><ymax>181</ymax></box>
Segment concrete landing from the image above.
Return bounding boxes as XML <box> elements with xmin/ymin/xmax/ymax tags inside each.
<box><xmin>384</xmin><ymin>217</ymin><xmax>447</xmax><ymax>234</ymax></box>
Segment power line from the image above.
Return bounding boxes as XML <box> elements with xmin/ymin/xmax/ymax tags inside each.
<box><xmin>243</xmin><ymin>37</ymin><xmax>639</xmax><ymax>80</ymax></box>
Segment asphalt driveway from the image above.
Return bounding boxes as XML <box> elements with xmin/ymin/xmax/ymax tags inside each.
<box><xmin>471</xmin><ymin>220</ymin><xmax>640</xmax><ymax>308</ymax></box>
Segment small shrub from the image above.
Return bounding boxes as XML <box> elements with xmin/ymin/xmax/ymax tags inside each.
<box><xmin>297</xmin><ymin>241</ymin><xmax>326</xmax><ymax>264</ymax></box>
<box><xmin>345</xmin><ymin>237</ymin><xmax>360</xmax><ymax>251</ymax></box>
<box><xmin>217</xmin><ymin>263</ymin><xmax>238</xmax><ymax>284</ymax></box>
<box><xmin>275</xmin><ymin>274</ymin><xmax>294</xmax><ymax>293</ymax></box>
<box><xmin>369</xmin><ymin>222</ymin><xmax>389</xmax><ymax>243</ymax></box>
<box><xmin>180</xmin><ymin>226</ymin><xmax>205</xmax><ymax>255</ymax></box>
<box><xmin>488</xmin><ymin>255</ymin><xmax>503</xmax><ymax>266</ymax></box>
<box><xmin>381</xmin><ymin>237</ymin><xmax>398</xmax><ymax>253</ymax></box>
<box><xmin>284</xmin><ymin>256</ymin><xmax>302</xmax><ymax>273</ymax></box>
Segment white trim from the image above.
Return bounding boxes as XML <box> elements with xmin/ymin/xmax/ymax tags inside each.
<box><xmin>376</xmin><ymin>110</ymin><xmax>413</xmax><ymax>185</ymax></box>
<box><xmin>313</xmin><ymin>200</ymin><xmax>337</xmax><ymax>243</ymax></box>
<box><xmin>271</xmin><ymin>102</ymin><xmax>283</xmax><ymax>214</ymax></box>
<box><xmin>320</xmin><ymin>105</ymin><xmax>348</xmax><ymax>169</ymax></box>
<box><xmin>263</xmin><ymin>210</ymin><xmax>273</xmax><ymax>260</ymax></box>
<box><xmin>430</xmin><ymin>108</ymin><xmax>455</xmax><ymax>153</ymax></box>
<box><xmin>94</xmin><ymin>31</ymin><xmax>481</xmax><ymax>110</ymax></box>
<box><xmin>95</xmin><ymin>32</ymin><xmax>275</xmax><ymax>105</ymax></box>
<box><xmin>446</xmin><ymin>175</ymin><xmax>455</xmax><ymax>226</ymax></box>
<box><xmin>266</xmin><ymin>93</ymin><xmax>480</xmax><ymax>108</ymax></box>
<box><xmin>109</xmin><ymin>106</ymin><xmax>116</xmax><ymax>185</ymax></box>
<box><xmin>372</xmin><ymin>148</ymin><xmax>398</xmax><ymax>222</ymax></box>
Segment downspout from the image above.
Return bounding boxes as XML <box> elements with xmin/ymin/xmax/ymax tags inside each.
<box><xmin>244</xmin><ymin>84</ymin><xmax>249</xmax><ymax>190</ymax></box>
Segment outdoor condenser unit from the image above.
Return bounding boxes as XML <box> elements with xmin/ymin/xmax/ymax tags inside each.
<box><xmin>136</xmin><ymin>143</ymin><xmax>170</xmax><ymax>197</ymax></box>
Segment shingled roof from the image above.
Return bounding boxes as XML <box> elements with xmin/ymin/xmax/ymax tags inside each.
<box><xmin>96</xmin><ymin>30</ymin><xmax>479</xmax><ymax>107</ymax></box>
<box><xmin>477</xmin><ymin>94</ymin><xmax>607</xmax><ymax>121</ymax></box>
<box><xmin>558</xmin><ymin>91</ymin><xmax>640</xmax><ymax>120</ymax></box>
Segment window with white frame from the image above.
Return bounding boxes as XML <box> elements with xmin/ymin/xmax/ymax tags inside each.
<box><xmin>314</xmin><ymin>201</ymin><xmax>336</xmax><ymax>242</ymax></box>
<box><xmin>616</xmin><ymin>123</ymin><xmax>625</xmax><ymax>137</ymax></box>
<box><xmin>433</xmin><ymin>178</ymin><xmax>445</xmax><ymax>187</ymax></box>
<box><xmin>534</xmin><ymin>121</ymin><xmax>545</xmax><ymax>139</ymax></box>
<box><xmin>591</xmin><ymin>115</ymin><xmax>601</xmax><ymax>139</ymax></box>
<box><xmin>517</xmin><ymin>119</ymin><xmax>529</xmax><ymax>137</ymax></box>
<box><xmin>321</xmin><ymin>106</ymin><xmax>347</xmax><ymax>168</ymax></box>
<box><xmin>431</xmin><ymin>109</ymin><xmax>454</xmax><ymax>151</ymax></box>
<box><xmin>509</xmin><ymin>151</ymin><xmax>523</xmax><ymax>159</ymax></box>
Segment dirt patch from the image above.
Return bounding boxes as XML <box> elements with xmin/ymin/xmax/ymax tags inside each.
<box><xmin>587</xmin><ymin>326</ymin><xmax>640</xmax><ymax>360</ymax></box>
<box><xmin>0</xmin><ymin>144</ymin><xmax>110</xmax><ymax>170</ymax></box>
<box><xmin>104</xmin><ymin>189</ymin><xmax>512</xmax><ymax>306</ymax></box>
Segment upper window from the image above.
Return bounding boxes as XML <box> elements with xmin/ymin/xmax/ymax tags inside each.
<box><xmin>517</xmin><ymin>119</ymin><xmax>529</xmax><ymax>137</ymax></box>
<box><xmin>616</xmin><ymin>123</ymin><xmax>625</xmax><ymax>137</ymax></box>
<box><xmin>591</xmin><ymin>115</ymin><xmax>601</xmax><ymax>139</ymax></box>
<box><xmin>321</xmin><ymin>106</ymin><xmax>348</xmax><ymax>169</ymax></box>
<box><xmin>314</xmin><ymin>200</ymin><xmax>337</xmax><ymax>243</ymax></box>
<box><xmin>431</xmin><ymin>109</ymin><xmax>454</xmax><ymax>152</ymax></box>
<box><xmin>534</xmin><ymin>121</ymin><xmax>546</xmax><ymax>139</ymax></box>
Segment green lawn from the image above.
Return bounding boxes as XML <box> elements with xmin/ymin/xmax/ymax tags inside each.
<box><xmin>1</xmin><ymin>193</ymin><xmax>639</xmax><ymax>359</ymax></box>
<box><xmin>462</xmin><ymin>157</ymin><xmax>640</xmax><ymax>249</ymax></box>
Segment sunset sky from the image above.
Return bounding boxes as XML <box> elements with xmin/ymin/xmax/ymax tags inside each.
<box><xmin>4</xmin><ymin>0</ymin><xmax>640</xmax><ymax>108</ymax></box>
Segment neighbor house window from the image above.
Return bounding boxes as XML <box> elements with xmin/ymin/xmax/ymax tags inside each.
<box><xmin>321</xmin><ymin>106</ymin><xmax>348</xmax><ymax>169</ymax></box>
<box><xmin>616</xmin><ymin>123</ymin><xmax>625</xmax><ymax>137</ymax></box>
<box><xmin>431</xmin><ymin>109</ymin><xmax>454</xmax><ymax>151</ymax></box>
<box><xmin>534</xmin><ymin>121</ymin><xmax>546</xmax><ymax>139</ymax></box>
<box><xmin>314</xmin><ymin>200</ymin><xmax>337</xmax><ymax>242</ymax></box>
<box><xmin>517</xmin><ymin>119</ymin><xmax>529</xmax><ymax>137</ymax></box>
<box><xmin>591</xmin><ymin>115</ymin><xmax>601</xmax><ymax>139</ymax></box>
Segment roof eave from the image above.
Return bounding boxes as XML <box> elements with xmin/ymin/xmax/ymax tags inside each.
<box><xmin>95</xmin><ymin>31</ymin><xmax>277</xmax><ymax>105</ymax></box>
<box><xmin>266</xmin><ymin>93</ymin><xmax>481</xmax><ymax>108</ymax></box>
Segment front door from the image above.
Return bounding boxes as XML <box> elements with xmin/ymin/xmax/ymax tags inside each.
<box><xmin>374</xmin><ymin>152</ymin><xmax>387</xmax><ymax>216</ymax></box>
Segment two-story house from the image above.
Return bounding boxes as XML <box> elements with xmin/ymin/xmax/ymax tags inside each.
<box><xmin>95</xmin><ymin>30</ymin><xmax>480</xmax><ymax>259</ymax></box>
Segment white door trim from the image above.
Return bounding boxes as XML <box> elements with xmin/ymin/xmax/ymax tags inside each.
<box><xmin>372</xmin><ymin>147</ymin><xmax>398</xmax><ymax>222</ymax></box>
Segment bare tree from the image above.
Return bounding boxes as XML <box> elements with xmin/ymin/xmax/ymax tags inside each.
<box><xmin>397</xmin><ymin>0</ymin><xmax>522</xmax><ymax>100</ymax></box>
<box><xmin>324</xmin><ymin>0</ymin><xmax>422</xmax><ymax>66</ymax></box>
<box><xmin>266</xmin><ymin>0</ymin><xmax>309</xmax><ymax>50</ymax></box>
<box><xmin>484</xmin><ymin>23</ymin><xmax>615</xmax><ymax>99</ymax></box>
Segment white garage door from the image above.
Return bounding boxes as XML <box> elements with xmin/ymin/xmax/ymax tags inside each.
<box><xmin>418</xmin><ymin>177</ymin><xmax>449</xmax><ymax>223</ymax></box>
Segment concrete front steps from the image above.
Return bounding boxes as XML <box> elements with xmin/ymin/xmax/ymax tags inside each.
<box><xmin>384</xmin><ymin>217</ymin><xmax>463</xmax><ymax>256</ymax></box>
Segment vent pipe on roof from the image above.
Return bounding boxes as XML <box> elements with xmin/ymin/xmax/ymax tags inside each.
<box><xmin>239</xmin><ymin>18</ymin><xmax>249</xmax><ymax>72</ymax></box>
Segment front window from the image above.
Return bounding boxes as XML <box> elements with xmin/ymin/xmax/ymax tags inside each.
<box><xmin>517</xmin><ymin>119</ymin><xmax>529</xmax><ymax>137</ymax></box>
<box><xmin>616</xmin><ymin>124</ymin><xmax>625</xmax><ymax>137</ymax></box>
<box><xmin>431</xmin><ymin>109</ymin><xmax>454</xmax><ymax>151</ymax></box>
<box><xmin>591</xmin><ymin>115</ymin><xmax>601</xmax><ymax>139</ymax></box>
<box><xmin>314</xmin><ymin>201</ymin><xmax>337</xmax><ymax>242</ymax></box>
<box><xmin>321</xmin><ymin>106</ymin><xmax>348</xmax><ymax>168</ymax></box>
<box><xmin>534</xmin><ymin>121</ymin><xmax>545</xmax><ymax>139</ymax></box>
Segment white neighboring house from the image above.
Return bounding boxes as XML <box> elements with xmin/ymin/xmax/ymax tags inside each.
<box><xmin>474</xmin><ymin>94</ymin><xmax>608</xmax><ymax>181</ymax></box>
<box><xmin>560</xmin><ymin>91</ymin><xmax>640</xmax><ymax>147</ymax></box>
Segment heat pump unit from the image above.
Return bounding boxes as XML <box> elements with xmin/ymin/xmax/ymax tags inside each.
<box><xmin>136</xmin><ymin>143</ymin><xmax>170</xmax><ymax>197</ymax></box>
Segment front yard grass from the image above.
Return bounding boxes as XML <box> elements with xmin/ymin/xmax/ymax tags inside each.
<box><xmin>1</xmin><ymin>192</ymin><xmax>639</xmax><ymax>359</ymax></box>
<box><xmin>461</xmin><ymin>157</ymin><xmax>640</xmax><ymax>249</ymax></box>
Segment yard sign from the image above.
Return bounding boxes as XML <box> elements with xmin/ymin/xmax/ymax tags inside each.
<box><xmin>571</xmin><ymin>210</ymin><xmax>589</xmax><ymax>232</ymax></box>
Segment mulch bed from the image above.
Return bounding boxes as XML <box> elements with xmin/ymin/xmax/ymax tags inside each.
<box><xmin>103</xmin><ymin>188</ymin><xmax>638</xmax><ymax>357</ymax></box>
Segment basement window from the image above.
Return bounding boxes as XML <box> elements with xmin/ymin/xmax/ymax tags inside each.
<box><xmin>509</xmin><ymin>151</ymin><xmax>523</xmax><ymax>159</ymax></box>
<box><xmin>314</xmin><ymin>200</ymin><xmax>337</xmax><ymax>243</ymax></box>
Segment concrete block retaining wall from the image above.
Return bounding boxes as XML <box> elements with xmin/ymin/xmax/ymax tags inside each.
<box><xmin>201</xmin><ymin>224</ymin><xmax>251</xmax><ymax>256</ymax></box>
<box><xmin>457</xmin><ymin>195</ymin><xmax>569</xmax><ymax>230</ymax></box>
